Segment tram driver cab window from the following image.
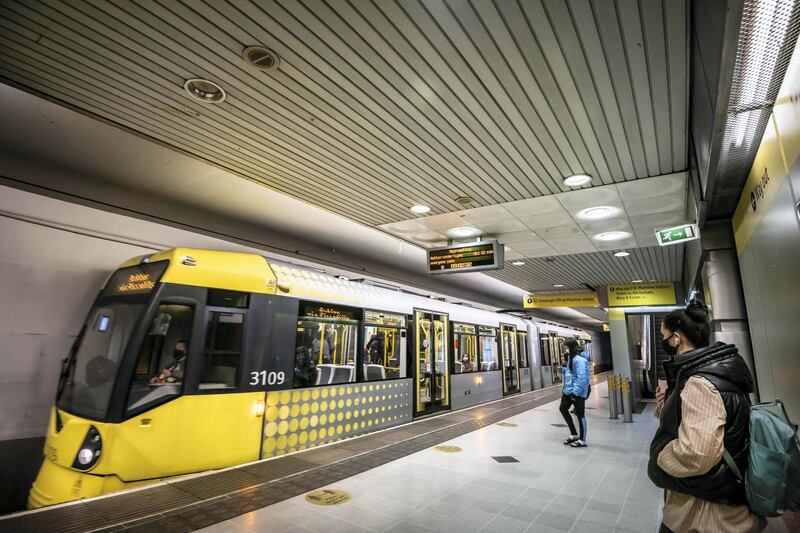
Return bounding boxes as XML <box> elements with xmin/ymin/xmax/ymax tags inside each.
<box><xmin>127</xmin><ymin>304</ymin><xmax>194</xmax><ymax>412</ymax></box>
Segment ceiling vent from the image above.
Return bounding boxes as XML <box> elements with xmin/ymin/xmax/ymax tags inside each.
<box><xmin>243</xmin><ymin>46</ymin><xmax>281</xmax><ymax>72</ymax></box>
<box><xmin>455</xmin><ymin>196</ymin><xmax>473</xmax><ymax>206</ymax></box>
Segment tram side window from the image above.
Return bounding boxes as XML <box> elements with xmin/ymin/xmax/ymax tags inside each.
<box><xmin>453</xmin><ymin>324</ymin><xmax>477</xmax><ymax>373</ymax></box>
<box><xmin>479</xmin><ymin>332</ymin><xmax>498</xmax><ymax>371</ymax></box>
<box><xmin>294</xmin><ymin>320</ymin><xmax>358</xmax><ymax>387</ymax></box>
<box><xmin>517</xmin><ymin>333</ymin><xmax>529</xmax><ymax>368</ymax></box>
<box><xmin>127</xmin><ymin>304</ymin><xmax>194</xmax><ymax>412</ymax></box>
<box><xmin>363</xmin><ymin>326</ymin><xmax>406</xmax><ymax>380</ymax></box>
<box><xmin>201</xmin><ymin>312</ymin><xmax>244</xmax><ymax>390</ymax></box>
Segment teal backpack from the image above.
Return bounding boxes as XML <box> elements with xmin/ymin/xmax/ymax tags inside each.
<box><xmin>723</xmin><ymin>399</ymin><xmax>800</xmax><ymax>517</ymax></box>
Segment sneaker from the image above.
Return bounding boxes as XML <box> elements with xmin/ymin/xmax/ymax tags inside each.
<box><xmin>570</xmin><ymin>439</ymin><xmax>588</xmax><ymax>447</ymax></box>
<box><xmin>563</xmin><ymin>435</ymin><xmax>580</xmax><ymax>445</ymax></box>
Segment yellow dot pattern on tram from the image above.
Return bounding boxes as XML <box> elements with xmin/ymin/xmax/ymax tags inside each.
<box><xmin>261</xmin><ymin>380</ymin><xmax>412</xmax><ymax>458</ymax></box>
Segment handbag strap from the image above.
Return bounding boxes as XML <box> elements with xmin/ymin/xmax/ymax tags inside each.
<box><xmin>722</xmin><ymin>448</ymin><xmax>743</xmax><ymax>481</ymax></box>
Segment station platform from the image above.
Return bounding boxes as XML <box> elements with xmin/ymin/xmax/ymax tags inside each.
<box><xmin>0</xmin><ymin>371</ymin><xmax>671</xmax><ymax>533</ymax></box>
<box><xmin>2</xmin><ymin>374</ymin><xmax>793</xmax><ymax>533</ymax></box>
<box><xmin>198</xmin><ymin>376</ymin><xmax>663</xmax><ymax>533</ymax></box>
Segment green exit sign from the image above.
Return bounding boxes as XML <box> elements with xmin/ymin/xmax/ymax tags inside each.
<box><xmin>656</xmin><ymin>223</ymin><xmax>699</xmax><ymax>246</ymax></box>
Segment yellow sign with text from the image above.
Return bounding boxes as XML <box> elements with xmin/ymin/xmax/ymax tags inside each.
<box><xmin>602</xmin><ymin>324</ymin><xmax>610</xmax><ymax>332</ymax></box>
<box><xmin>607</xmin><ymin>283</ymin><xmax>676</xmax><ymax>307</ymax></box>
<box><xmin>524</xmin><ymin>293</ymin><xmax>600</xmax><ymax>308</ymax></box>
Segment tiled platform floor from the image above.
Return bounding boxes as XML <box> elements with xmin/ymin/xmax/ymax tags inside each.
<box><xmin>199</xmin><ymin>381</ymin><xmax>667</xmax><ymax>533</ymax></box>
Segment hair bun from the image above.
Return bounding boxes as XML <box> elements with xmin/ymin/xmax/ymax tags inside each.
<box><xmin>685</xmin><ymin>299</ymin><xmax>709</xmax><ymax>323</ymax></box>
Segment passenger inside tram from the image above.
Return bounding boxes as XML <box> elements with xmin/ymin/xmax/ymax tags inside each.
<box><xmin>150</xmin><ymin>340</ymin><xmax>189</xmax><ymax>385</ymax></box>
<box><xmin>293</xmin><ymin>346</ymin><xmax>317</xmax><ymax>388</ymax></box>
<box><xmin>312</xmin><ymin>327</ymin><xmax>335</xmax><ymax>364</ymax></box>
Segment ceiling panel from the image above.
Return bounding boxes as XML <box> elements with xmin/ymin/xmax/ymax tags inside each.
<box><xmin>0</xmin><ymin>0</ymin><xmax>688</xmax><ymax>229</ymax></box>
<box><xmin>379</xmin><ymin>172</ymin><xmax>689</xmax><ymax>257</ymax></box>
<box><xmin>491</xmin><ymin>245</ymin><xmax>685</xmax><ymax>292</ymax></box>
<box><xmin>0</xmin><ymin>0</ymin><xmax>690</xmax><ymax>302</ymax></box>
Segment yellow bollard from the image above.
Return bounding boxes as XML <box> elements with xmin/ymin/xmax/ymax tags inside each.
<box><xmin>608</xmin><ymin>375</ymin><xmax>618</xmax><ymax>419</ymax></box>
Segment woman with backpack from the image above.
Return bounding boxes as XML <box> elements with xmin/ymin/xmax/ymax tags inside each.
<box><xmin>648</xmin><ymin>300</ymin><xmax>765</xmax><ymax>532</ymax></box>
<box><xmin>559</xmin><ymin>339</ymin><xmax>590</xmax><ymax>447</ymax></box>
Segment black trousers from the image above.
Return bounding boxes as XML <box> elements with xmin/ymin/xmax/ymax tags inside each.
<box><xmin>559</xmin><ymin>394</ymin><xmax>586</xmax><ymax>439</ymax></box>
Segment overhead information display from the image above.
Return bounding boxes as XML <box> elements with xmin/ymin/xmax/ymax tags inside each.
<box><xmin>427</xmin><ymin>242</ymin><xmax>503</xmax><ymax>274</ymax></box>
<box><xmin>607</xmin><ymin>282</ymin><xmax>676</xmax><ymax>306</ymax></box>
<box><xmin>524</xmin><ymin>293</ymin><xmax>600</xmax><ymax>308</ymax></box>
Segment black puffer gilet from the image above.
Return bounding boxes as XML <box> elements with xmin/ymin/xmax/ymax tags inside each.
<box><xmin>648</xmin><ymin>342</ymin><xmax>754</xmax><ymax>505</ymax></box>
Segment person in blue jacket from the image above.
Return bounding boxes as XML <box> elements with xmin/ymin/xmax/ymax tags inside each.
<box><xmin>559</xmin><ymin>339</ymin><xmax>590</xmax><ymax>447</ymax></box>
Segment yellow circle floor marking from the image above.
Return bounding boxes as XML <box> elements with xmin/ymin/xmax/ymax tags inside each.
<box><xmin>433</xmin><ymin>445</ymin><xmax>462</xmax><ymax>453</ymax></box>
<box><xmin>305</xmin><ymin>488</ymin><xmax>351</xmax><ymax>506</ymax></box>
<box><xmin>496</xmin><ymin>422</ymin><xmax>518</xmax><ymax>427</ymax></box>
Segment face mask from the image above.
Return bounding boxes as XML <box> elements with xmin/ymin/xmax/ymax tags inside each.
<box><xmin>662</xmin><ymin>334</ymin><xmax>678</xmax><ymax>356</ymax></box>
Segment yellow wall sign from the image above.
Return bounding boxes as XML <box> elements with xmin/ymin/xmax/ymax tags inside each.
<box><xmin>305</xmin><ymin>488</ymin><xmax>351</xmax><ymax>506</ymax></box>
<box><xmin>524</xmin><ymin>293</ymin><xmax>600</xmax><ymax>308</ymax></box>
<box><xmin>607</xmin><ymin>283</ymin><xmax>676</xmax><ymax>307</ymax></box>
<box><xmin>602</xmin><ymin>324</ymin><xmax>610</xmax><ymax>332</ymax></box>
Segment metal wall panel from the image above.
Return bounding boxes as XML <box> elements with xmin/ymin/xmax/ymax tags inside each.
<box><xmin>450</xmin><ymin>371</ymin><xmax>503</xmax><ymax>411</ymax></box>
<box><xmin>261</xmin><ymin>380</ymin><xmax>414</xmax><ymax>458</ymax></box>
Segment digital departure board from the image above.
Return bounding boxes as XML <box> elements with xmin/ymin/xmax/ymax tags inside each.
<box><xmin>102</xmin><ymin>262</ymin><xmax>168</xmax><ymax>297</ymax></box>
<box><xmin>300</xmin><ymin>301</ymin><xmax>360</xmax><ymax>322</ymax></box>
<box><xmin>364</xmin><ymin>310</ymin><xmax>406</xmax><ymax>328</ymax></box>
<box><xmin>427</xmin><ymin>242</ymin><xmax>504</xmax><ymax>274</ymax></box>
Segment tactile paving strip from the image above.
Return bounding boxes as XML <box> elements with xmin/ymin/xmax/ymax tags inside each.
<box><xmin>0</xmin><ymin>374</ymin><xmax>607</xmax><ymax>533</ymax></box>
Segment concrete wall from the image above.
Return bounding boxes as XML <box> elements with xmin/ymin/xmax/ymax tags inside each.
<box><xmin>0</xmin><ymin>185</ymin><xmax>292</xmax><ymax>512</ymax></box>
<box><xmin>732</xmin><ymin>40</ymin><xmax>800</xmax><ymax>420</ymax></box>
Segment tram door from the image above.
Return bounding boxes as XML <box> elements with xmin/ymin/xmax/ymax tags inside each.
<box><xmin>414</xmin><ymin>310</ymin><xmax>450</xmax><ymax>416</ymax></box>
<box><xmin>500</xmin><ymin>325</ymin><xmax>520</xmax><ymax>395</ymax></box>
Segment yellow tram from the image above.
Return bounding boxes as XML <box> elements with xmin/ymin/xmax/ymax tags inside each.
<box><xmin>29</xmin><ymin>248</ymin><xmax>587</xmax><ymax>508</ymax></box>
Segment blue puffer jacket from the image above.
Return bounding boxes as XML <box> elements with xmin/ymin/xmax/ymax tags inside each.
<box><xmin>561</xmin><ymin>352</ymin><xmax>590</xmax><ymax>398</ymax></box>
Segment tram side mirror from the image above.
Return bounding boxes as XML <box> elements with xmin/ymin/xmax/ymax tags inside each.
<box><xmin>149</xmin><ymin>313</ymin><xmax>172</xmax><ymax>336</ymax></box>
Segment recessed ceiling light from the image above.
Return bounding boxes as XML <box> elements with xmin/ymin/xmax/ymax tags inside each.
<box><xmin>410</xmin><ymin>204</ymin><xmax>431</xmax><ymax>214</ymax></box>
<box><xmin>183</xmin><ymin>78</ymin><xmax>227</xmax><ymax>103</ymax></box>
<box><xmin>593</xmin><ymin>231</ymin><xmax>631</xmax><ymax>242</ymax></box>
<box><xmin>563</xmin><ymin>174</ymin><xmax>592</xmax><ymax>187</ymax></box>
<box><xmin>242</xmin><ymin>46</ymin><xmax>281</xmax><ymax>72</ymax></box>
<box><xmin>576</xmin><ymin>206</ymin><xmax>621</xmax><ymax>220</ymax></box>
<box><xmin>614</xmin><ymin>251</ymin><xmax>631</xmax><ymax>257</ymax></box>
<box><xmin>554</xmin><ymin>284</ymin><xmax>564</xmax><ymax>288</ymax></box>
<box><xmin>511</xmin><ymin>261</ymin><xmax>525</xmax><ymax>266</ymax></box>
<box><xmin>449</xmin><ymin>226</ymin><xmax>478</xmax><ymax>238</ymax></box>
<box><xmin>632</xmin><ymin>279</ymin><xmax>643</xmax><ymax>283</ymax></box>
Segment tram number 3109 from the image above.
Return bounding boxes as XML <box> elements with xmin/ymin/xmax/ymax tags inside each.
<box><xmin>250</xmin><ymin>371</ymin><xmax>286</xmax><ymax>386</ymax></box>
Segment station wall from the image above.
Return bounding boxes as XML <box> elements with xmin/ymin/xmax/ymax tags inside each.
<box><xmin>0</xmin><ymin>185</ymin><xmax>273</xmax><ymax>512</ymax></box>
<box><xmin>732</xmin><ymin>40</ymin><xmax>800</xmax><ymax>420</ymax></box>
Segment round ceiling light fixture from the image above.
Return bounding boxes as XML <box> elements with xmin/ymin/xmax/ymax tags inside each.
<box><xmin>242</xmin><ymin>46</ymin><xmax>281</xmax><ymax>72</ymax></box>
<box><xmin>511</xmin><ymin>261</ymin><xmax>525</xmax><ymax>266</ymax></box>
<box><xmin>563</xmin><ymin>174</ymin><xmax>592</xmax><ymax>187</ymax></box>
<box><xmin>183</xmin><ymin>78</ymin><xmax>227</xmax><ymax>104</ymax></box>
<box><xmin>614</xmin><ymin>251</ymin><xmax>631</xmax><ymax>257</ymax></box>
<box><xmin>449</xmin><ymin>226</ymin><xmax>479</xmax><ymax>238</ymax></box>
<box><xmin>593</xmin><ymin>231</ymin><xmax>631</xmax><ymax>242</ymax></box>
<box><xmin>410</xmin><ymin>204</ymin><xmax>431</xmax><ymax>215</ymax></box>
<box><xmin>576</xmin><ymin>205</ymin><xmax>621</xmax><ymax>221</ymax></box>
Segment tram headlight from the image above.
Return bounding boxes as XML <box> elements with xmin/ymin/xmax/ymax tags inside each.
<box><xmin>72</xmin><ymin>426</ymin><xmax>102</xmax><ymax>471</ymax></box>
